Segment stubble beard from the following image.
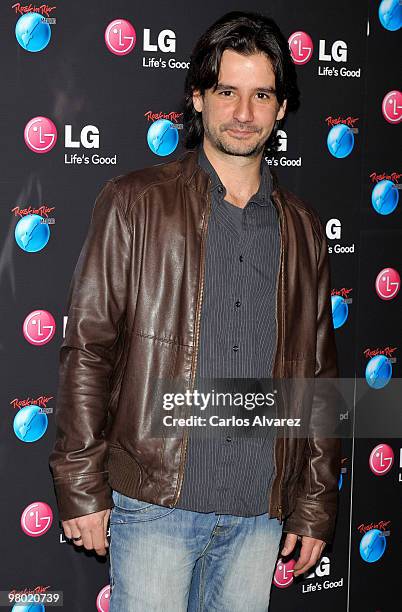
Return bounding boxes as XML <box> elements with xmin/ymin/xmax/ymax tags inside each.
<box><xmin>203</xmin><ymin>120</ymin><xmax>268</xmax><ymax>158</ymax></box>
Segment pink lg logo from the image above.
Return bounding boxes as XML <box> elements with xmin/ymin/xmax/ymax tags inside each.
<box><xmin>24</xmin><ymin>116</ymin><xmax>57</xmax><ymax>153</ymax></box>
<box><xmin>21</xmin><ymin>501</ymin><xmax>53</xmax><ymax>537</ymax></box>
<box><xmin>369</xmin><ymin>444</ymin><xmax>394</xmax><ymax>476</ymax></box>
<box><xmin>105</xmin><ymin>19</ymin><xmax>136</xmax><ymax>55</ymax></box>
<box><xmin>96</xmin><ymin>585</ymin><xmax>111</xmax><ymax>611</ymax></box>
<box><xmin>23</xmin><ymin>309</ymin><xmax>56</xmax><ymax>345</ymax></box>
<box><xmin>382</xmin><ymin>90</ymin><xmax>402</xmax><ymax>124</ymax></box>
<box><xmin>273</xmin><ymin>558</ymin><xmax>296</xmax><ymax>588</ymax></box>
<box><xmin>375</xmin><ymin>267</ymin><xmax>400</xmax><ymax>300</ymax></box>
<box><xmin>288</xmin><ymin>31</ymin><xmax>313</xmax><ymax>65</ymax></box>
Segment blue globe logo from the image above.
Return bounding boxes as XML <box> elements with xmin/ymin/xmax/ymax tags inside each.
<box><xmin>15</xmin><ymin>13</ymin><xmax>51</xmax><ymax>52</ymax></box>
<box><xmin>15</xmin><ymin>214</ymin><xmax>50</xmax><ymax>252</ymax></box>
<box><xmin>365</xmin><ymin>354</ymin><xmax>392</xmax><ymax>389</ymax></box>
<box><xmin>147</xmin><ymin>119</ymin><xmax>179</xmax><ymax>156</ymax></box>
<box><xmin>13</xmin><ymin>405</ymin><xmax>48</xmax><ymax>443</ymax></box>
<box><xmin>12</xmin><ymin>605</ymin><xmax>45</xmax><ymax>612</ymax></box>
<box><xmin>331</xmin><ymin>295</ymin><xmax>348</xmax><ymax>329</ymax></box>
<box><xmin>359</xmin><ymin>529</ymin><xmax>387</xmax><ymax>563</ymax></box>
<box><xmin>371</xmin><ymin>179</ymin><xmax>399</xmax><ymax>215</ymax></box>
<box><xmin>378</xmin><ymin>0</ymin><xmax>402</xmax><ymax>31</ymax></box>
<box><xmin>327</xmin><ymin>124</ymin><xmax>355</xmax><ymax>158</ymax></box>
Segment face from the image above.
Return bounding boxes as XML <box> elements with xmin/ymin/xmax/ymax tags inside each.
<box><xmin>192</xmin><ymin>49</ymin><xmax>287</xmax><ymax>158</ymax></box>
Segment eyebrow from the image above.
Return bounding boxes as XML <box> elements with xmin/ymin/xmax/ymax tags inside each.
<box><xmin>214</xmin><ymin>83</ymin><xmax>276</xmax><ymax>94</ymax></box>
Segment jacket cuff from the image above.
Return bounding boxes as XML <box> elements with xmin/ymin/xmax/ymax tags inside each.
<box><xmin>52</xmin><ymin>471</ymin><xmax>113</xmax><ymax>521</ymax></box>
<box><xmin>282</xmin><ymin>497</ymin><xmax>338</xmax><ymax>544</ymax></box>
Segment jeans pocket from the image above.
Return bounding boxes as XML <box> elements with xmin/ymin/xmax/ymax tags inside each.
<box><xmin>110</xmin><ymin>489</ymin><xmax>176</xmax><ymax>524</ymax></box>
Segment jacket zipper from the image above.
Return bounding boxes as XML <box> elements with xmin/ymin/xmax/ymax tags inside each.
<box><xmin>172</xmin><ymin>180</ymin><xmax>212</xmax><ymax>505</ymax></box>
<box><xmin>269</xmin><ymin>190</ymin><xmax>286</xmax><ymax>524</ymax></box>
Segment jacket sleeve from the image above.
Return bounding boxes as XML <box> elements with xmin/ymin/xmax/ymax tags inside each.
<box><xmin>48</xmin><ymin>179</ymin><xmax>131</xmax><ymax>521</ymax></box>
<box><xmin>282</xmin><ymin>214</ymin><xmax>341</xmax><ymax>543</ymax></box>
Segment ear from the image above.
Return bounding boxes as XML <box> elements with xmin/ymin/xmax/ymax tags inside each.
<box><xmin>192</xmin><ymin>89</ymin><xmax>203</xmax><ymax>113</ymax></box>
<box><xmin>276</xmin><ymin>98</ymin><xmax>287</xmax><ymax>121</ymax></box>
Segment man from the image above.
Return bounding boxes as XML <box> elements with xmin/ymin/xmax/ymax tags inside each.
<box><xmin>49</xmin><ymin>11</ymin><xmax>341</xmax><ymax>611</ymax></box>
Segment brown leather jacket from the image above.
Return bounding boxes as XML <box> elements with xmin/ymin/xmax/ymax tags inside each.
<box><xmin>49</xmin><ymin>148</ymin><xmax>341</xmax><ymax>543</ymax></box>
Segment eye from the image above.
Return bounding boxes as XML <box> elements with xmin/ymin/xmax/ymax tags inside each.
<box><xmin>217</xmin><ymin>91</ymin><xmax>271</xmax><ymax>100</ymax></box>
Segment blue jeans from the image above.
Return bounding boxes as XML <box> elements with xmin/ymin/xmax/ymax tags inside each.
<box><xmin>109</xmin><ymin>489</ymin><xmax>284</xmax><ymax>611</ymax></box>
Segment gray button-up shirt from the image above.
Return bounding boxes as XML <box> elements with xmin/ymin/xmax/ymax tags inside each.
<box><xmin>176</xmin><ymin>144</ymin><xmax>281</xmax><ymax>516</ymax></box>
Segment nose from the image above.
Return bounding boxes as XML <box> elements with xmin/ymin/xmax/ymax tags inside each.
<box><xmin>233</xmin><ymin>96</ymin><xmax>254</xmax><ymax>124</ymax></box>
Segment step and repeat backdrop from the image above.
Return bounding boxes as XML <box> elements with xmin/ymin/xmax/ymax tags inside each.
<box><xmin>1</xmin><ymin>1</ymin><xmax>401</xmax><ymax>611</ymax></box>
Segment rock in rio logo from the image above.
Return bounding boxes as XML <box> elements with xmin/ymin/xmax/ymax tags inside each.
<box><xmin>381</xmin><ymin>90</ymin><xmax>402</xmax><ymax>124</ymax></box>
<box><xmin>23</xmin><ymin>309</ymin><xmax>56</xmax><ymax>345</ymax></box>
<box><xmin>105</xmin><ymin>19</ymin><xmax>136</xmax><ymax>55</ymax></box>
<box><xmin>21</xmin><ymin>501</ymin><xmax>53</xmax><ymax>537</ymax></box>
<box><xmin>288</xmin><ymin>31</ymin><xmax>313</xmax><ymax>65</ymax></box>
<box><xmin>358</xmin><ymin>521</ymin><xmax>390</xmax><ymax>563</ymax></box>
<box><xmin>369</xmin><ymin>443</ymin><xmax>394</xmax><ymax>475</ymax></box>
<box><xmin>24</xmin><ymin>116</ymin><xmax>57</xmax><ymax>153</ymax></box>
<box><xmin>375</xmin><ymin>267</ymin><xmax>400</xmax><ymax>300</ymax></box>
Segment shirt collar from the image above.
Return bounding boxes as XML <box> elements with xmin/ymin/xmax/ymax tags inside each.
<box><xmin>197</xmin><ymin>143</ymin><xmax>272</xmax><ymax>207</ymax></box>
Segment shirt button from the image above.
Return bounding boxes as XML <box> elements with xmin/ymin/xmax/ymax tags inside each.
<box><xmin>232</xmin><ymin>345</ymin><xmax>239</xmax><ymax>352</ymax></box>
<box><xmin>235</xmin><ymin>300</ymin><xmax>241</xmax><ymax>308</ymax></box>
<box><xmin>239</xmin><ymin>255</ymin><xmax>244</xmax><ymax>262</ymax></box>
<box><xmin>226</xmin><ymin>436</ymin><xmax>232</xmax><ymax>442</ymax></box>
<box><xmin>217</xmin><ymin>186</ymin><xmax>224</xmax><ymax>193</ymax></box>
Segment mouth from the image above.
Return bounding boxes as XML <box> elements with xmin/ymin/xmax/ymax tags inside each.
<box><xmin>227</xmin><ymin>128</ymin><xmax>257</xmax><ymax>137</ymax></box>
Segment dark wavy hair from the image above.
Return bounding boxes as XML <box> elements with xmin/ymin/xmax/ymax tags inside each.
<box><xmin>181</xmin><ymin>11</ymin><xmax>300</xmax><ymax>155</ymax></box>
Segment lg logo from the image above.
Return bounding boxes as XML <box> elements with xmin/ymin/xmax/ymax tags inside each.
<box><xmin>305</xmin><ymin>556</ymin><xmax>330</xmax><ymax>578</ymax></box>
<box><xmin>369</xmin><ymin>444</ymin><xmax>394</xmax><ymax>476</ymax></box>
<box><xmin>105</xmin><ymin>19</ymin><xmax>176</xmax><ymax>55</ymax></box>
<box><xmin>288</xmin><ymin>31</ymin><xmax>348</xmax><ymax>64</ymax></box>
<box><xmin>104</xmin><ymin>19</ymin><xmax>136</xmax><ymax>55</ymax></box>
<box><xmin>24</xmin><ymin>118</ymin><xmax>100</xmax><ymax>153</ymax></box>
<box><xmin>382</xmin><ymin>90</ymin><xmax>402</xmax><ymax>125</ymax></box>
<box><xmin>143</xmin><ymin>28</ymin><xmax>176</xmax><ymax>53</ymax></box>
<box><xmin>288</xmin><ymin>32</ymin><xmax>313</xmax><ymax>65</ymax></box>
<box><xmin>277</xmin><ymin>129</ymin><xmax>287</xmax><ymax>152</ymax></box>
<box><xmin>326</xmin><ymin>218</ymin><xmax>342</xmax><ymax>240</ymax></box>
<box><xmin>319</xmin><ymin>40</ymin><xmax>348</xmax><ymax>63</ymax></box>
<box><xmin>368</xmin><ymin>443</ymin><xmax>402</xmax><ymax>482</ymax></box>
<box><xmin>24</xmin><ymin>116</ymin><xmax>57</xmax><ymax>154</ymax></box>
<box><xmin>65</xmin><ymin>125</ymin><xmax>100</xmax><ymax>149</ymax></box>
